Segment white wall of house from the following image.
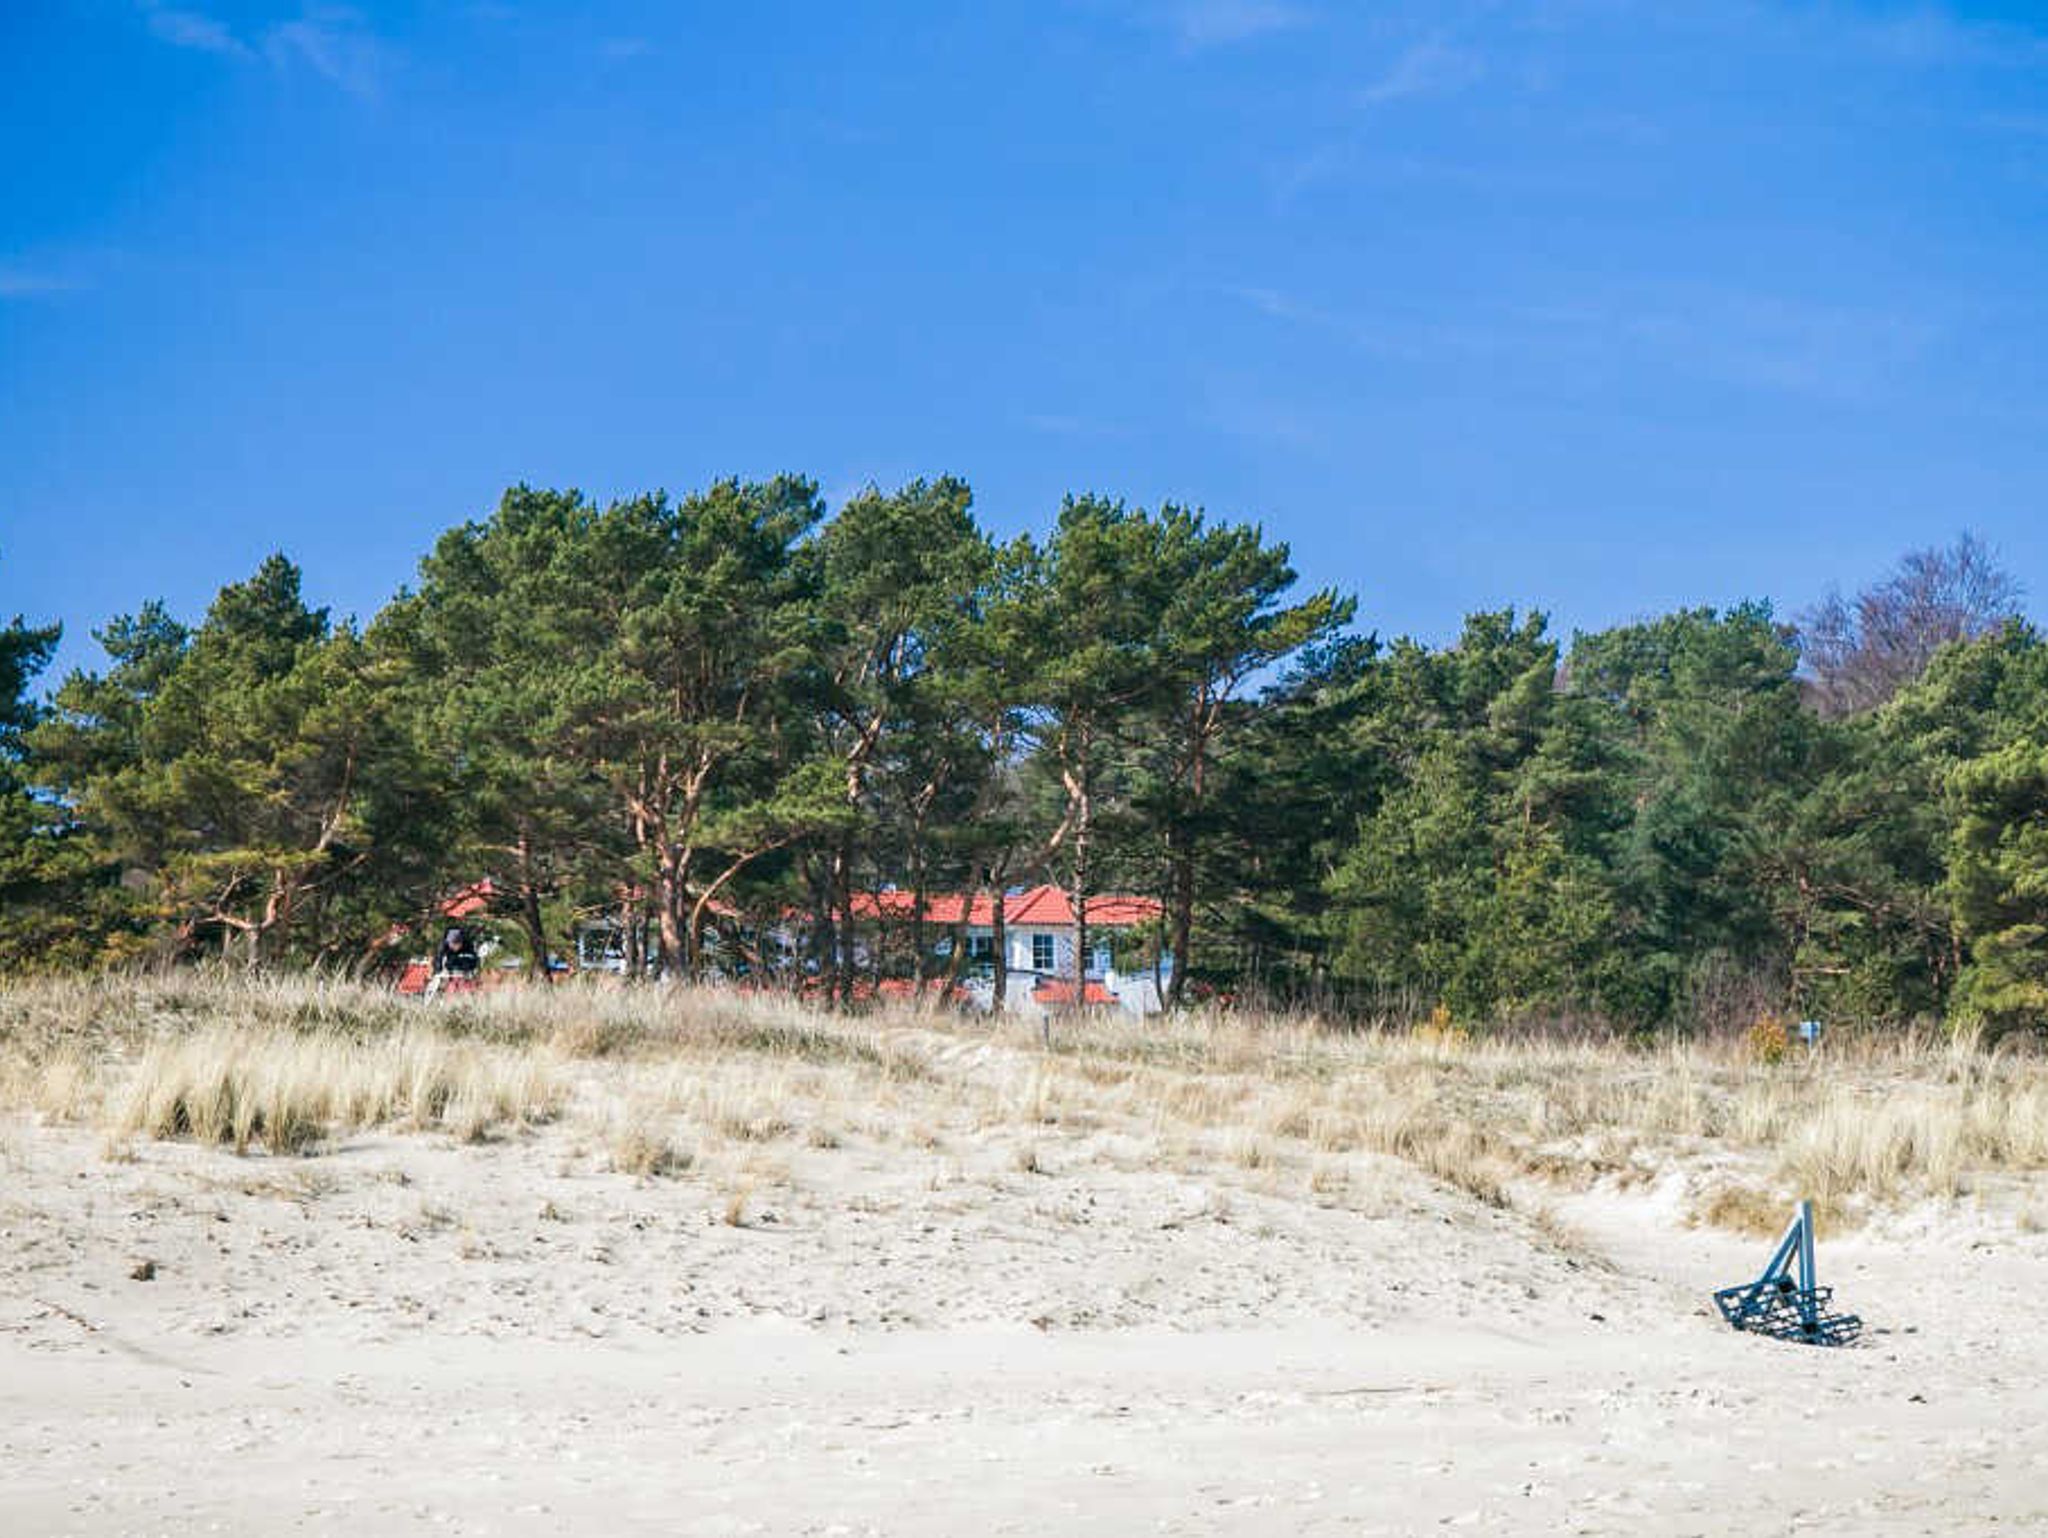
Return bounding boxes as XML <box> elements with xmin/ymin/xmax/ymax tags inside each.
<box><xmin>963</xmin><ymin>921</ymin><xmax>1172</xmax><ymax>1016</ymax></box>
<box><xmin>974</xmin><ymin>928</ymin><xmax>1117</xmax><ymax>977</ymax></box>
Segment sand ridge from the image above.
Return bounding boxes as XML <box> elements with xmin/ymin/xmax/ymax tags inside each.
<box><xmin>5</xmin><ymin>1106</ymin><xmax>2047</xmax><ymax>1536</ymax></box>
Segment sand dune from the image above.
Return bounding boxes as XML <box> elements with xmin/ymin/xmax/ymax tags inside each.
<box><xmin>3</xmin><ymin>980</ymin><xmax>2045</xmax><ymax>1534</ymax></box>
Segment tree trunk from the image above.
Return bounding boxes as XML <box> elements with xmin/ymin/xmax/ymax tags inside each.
<box><xmin>657</xmin><ymin>844</ymin><xmax>686</xmax><ymax>980</ymax></box>
<box><xmin>828</xmin><ymin>836</ymin><xmax>854</xmax><ymax>1009</ymax></box>
<box><xmin>991</xmin><ymin>885</ymin><xmax>1008</xmax><ymax>1017</ymax></box>
<box><xmin>519</xmin><ymin>884</ymin><xmax>547</xmax><ymax>980</ymax></box>
<box><xmin>802</xmin><ymin>853</ymin><xmax>833</xmax><ymax>999</ymax></box>
<box><xmin>910</xmin><ymin>857</ymin><xmax>929</xmax><ymax>992</ymax></box>
<box><xmin>253</xmin><ymin>876</ymin><xmax>292</xmax><ymax>969</ymax></box>
<box><xmin>1166</xmin><ymin>707</ymin><xmax>1211</xmax><ymax>1011</ymax></box>
<box><xmin>516</xmin><ymin>833</ymin><xmax>549</xmax><ymax>980</ymax></box>
<box><xmin>1068</xmin><ymin>763</ymin><xmax>1091</xmax><ymax>1032</ymax></box>
<box><xmin>907</xmin><ymin>782</ymin><xmax>938</xmax><ymax>991</ymax></box>
<box><xmin>941</xmin><ymin>913</ymin><xmax>970</xmax><ymax>1005</ymax></box>
<box><xmin>623</xmin><ymin>890</ymin><xmax>644</xmax><ymax>978</ymax></box>
<box><xmin>626</xmin><ymin>799</ymin><xmax>651</xmax><ymax>981</ymax></box>
<box><xmin>1168</xmin><ymin>835</ymin><xmax>1194</xmax><ymax>1010</ymax></box>
<box><xmin>1154</xmin><ymin>883</ymin><xmax>1169</xmax><ymax>1003</ymax></box>
<box><xmin>678</xmin><ymin>864</ymin><xmax>709</xmax><ymax>980</ymax></box>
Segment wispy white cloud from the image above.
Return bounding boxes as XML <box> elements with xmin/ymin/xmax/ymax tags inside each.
<box><xmin>1160</xmin><ymin>0</ymin><xmax>1310</xmax><ymax>50</ymax></box>
<box><xmin>139</xmin><ymin>2</ymin><xmax>254</xmax><ymax>59</ymax></box>
<box><xmin>1358</xmin><ymin>36</ymin><xmax>1484</xmax><ymax>105</ymax></box>
<box><xmin>265</xmin><ymin>8</ymin><xmax>384</xmax><ymax>99</ymax></box>
<box><xmin>132</xmin><ymin>2</ymin><xmax>386</xmax><ymax>98</ymax></box>
<box><xmin>1265</xmin><ymin>36</ymin><xmax>1485</xmax><ymax>208</ymax></box>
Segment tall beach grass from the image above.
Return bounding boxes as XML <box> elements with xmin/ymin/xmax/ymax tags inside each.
<box><xmin>1</xmin><ymin>970</ymin><xmax>2043</xmax><ymax>1225</ymax></box>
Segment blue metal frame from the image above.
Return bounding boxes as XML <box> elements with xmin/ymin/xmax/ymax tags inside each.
<box><xmin>1712</xmin><ymin>1199</ymin><xmax>1862</xmax><ymax>1346</ymax></box>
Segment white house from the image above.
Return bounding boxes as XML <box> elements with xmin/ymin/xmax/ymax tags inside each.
<box><xmin>567</xmin><ymin>882</ymin><xmax>1172</xmax><ymax>1014</ymax></box>
<box><xmin>850</xmin><ymin>884</ymin><xmax>1170</xmax><ymax>1016</ymax></box>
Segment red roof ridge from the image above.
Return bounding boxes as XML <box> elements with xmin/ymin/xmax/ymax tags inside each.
<box><xmin>778</xmin><ymin>885</ymin><xmax>1165</xmax><ymax>928</ymax></box>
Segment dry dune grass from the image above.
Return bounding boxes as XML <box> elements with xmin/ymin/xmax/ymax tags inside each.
<box><xmin>973</xmin><ymin>1004</ymin><xmax>2048</xmax><ymax>1222</ymax></box>
<box><xmin>1</xmin><ymin>970</ymin><xmax>2045</xmax><ymax>1227</ymax></box>
<box><xmin>113</xmin><ymin>1026</ymin><xmax>565</xmax><ymax>1153</ymax></box>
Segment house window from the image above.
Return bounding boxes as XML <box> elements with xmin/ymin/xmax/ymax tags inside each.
<box><xmin>967</xmin><ymin>932</ymin><xmax>995</xmax><ymax>963</ymax></box>
<box><xmin>1031</xmin><ymin>933</ymin><xmax>1056</xmax><ymax>973</ymax></box>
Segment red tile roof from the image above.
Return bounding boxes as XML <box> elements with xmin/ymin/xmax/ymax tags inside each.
<box><xmin>846</xmin><ymin>884</ymin><xmax>1160</xmax><ymax>928</ymax></box>
<box><xmin>846</xmin><ymin>890</ymin><xmax>996</xmax><ymax>925</ymax></box>
<box><xmin>439</xmin><ymin>880</ymin><xmax>497</xmax><ymax>919</ymax></box>
<box><xmin>1004</xmin><ymin>885</ymin><xmax>1161</xmax><ymax>928</ymax></box>
<box><xmin>1030</xmin><ymin>978</ymin><xmax>1119</xmax><ymax>1007</ymax></box>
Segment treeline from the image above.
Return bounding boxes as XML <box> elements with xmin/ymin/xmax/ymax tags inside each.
<box><xmin>3</xmin><ymin>484</ymin><xmax>2044</xmax><ymax>1036</ymax></box>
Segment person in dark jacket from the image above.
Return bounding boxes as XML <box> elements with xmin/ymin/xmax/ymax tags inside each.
<box><xmin>431</xmin><ymin>925</ymin><xmax>480</xmax><ymax>990</ymax></box>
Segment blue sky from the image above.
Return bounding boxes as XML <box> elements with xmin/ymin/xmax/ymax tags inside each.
<box><xmin>4</xmin><ymin>1</ymin><xmax>2047</xmax><ymax>682</ymax></box>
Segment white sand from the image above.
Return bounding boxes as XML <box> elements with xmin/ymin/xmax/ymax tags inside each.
<box><xmin>4</xmin><ymin>1110</ymin><xmax>2045</xmax><ymax>1536</ymax></box>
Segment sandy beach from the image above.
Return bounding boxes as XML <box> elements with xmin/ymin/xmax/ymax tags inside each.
<box><xmin>4</xmin><ymin>987</ymin><xmax>2045</xmax><ymax>1536</ymax></box>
